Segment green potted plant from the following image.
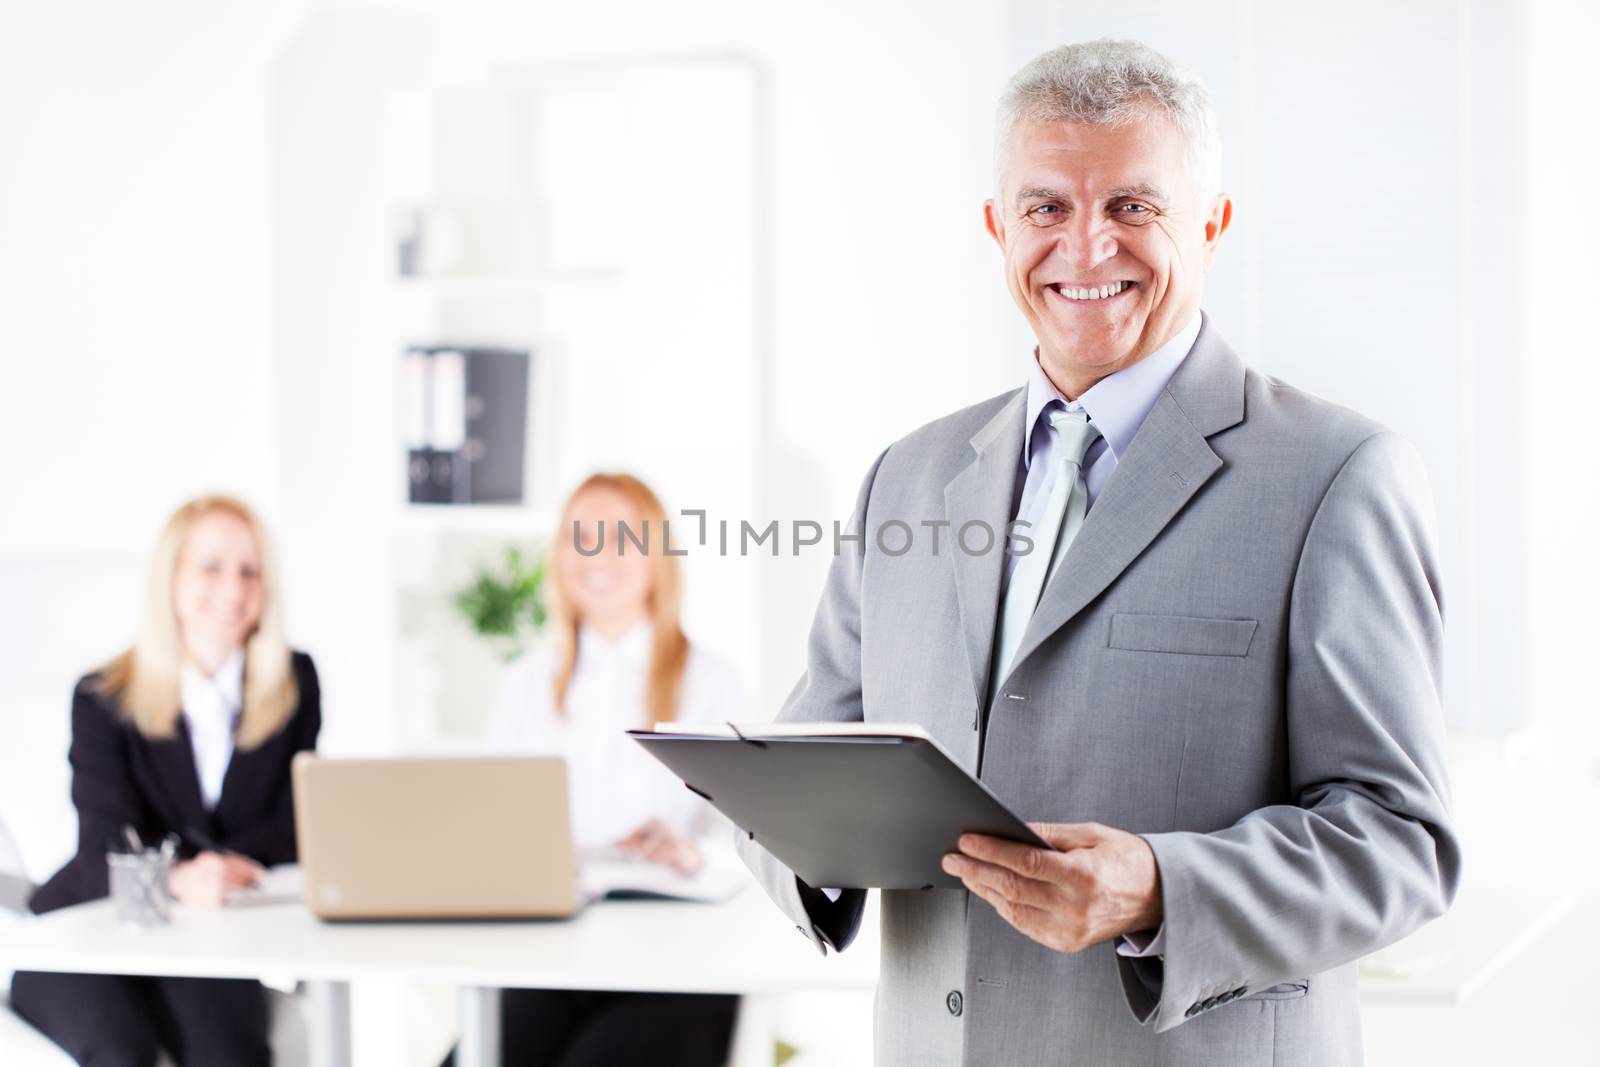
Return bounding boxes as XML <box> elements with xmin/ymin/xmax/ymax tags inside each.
<box><xmin>453</xmin><ymin>544</ymin><xmax>548</xmax><ymax>659</ymax></box>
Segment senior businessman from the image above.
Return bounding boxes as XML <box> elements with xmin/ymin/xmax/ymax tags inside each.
<box><xmin>737</xmin><ymin>37</ymin><xmax>1461</xmax><ymax>1066</ymax></box>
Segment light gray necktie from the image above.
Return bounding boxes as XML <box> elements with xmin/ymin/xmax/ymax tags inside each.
<box><xmin>989</xmin><ymin>406</ymin><xmax>1101</xmax><ymax>701</ymax></box>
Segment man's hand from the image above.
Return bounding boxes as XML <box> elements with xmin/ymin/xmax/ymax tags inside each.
<box><xmin>941</xmin><ymin>822</ymin><xmax>1162</xmax><ymax>954</ymax></box>
<box><xmin>615</xmin><ymin>818</ymin><xmax>702</xmax><ymax>875</ymax></box>
<box><xmin>167</xmin><ymin>850</ymin><xmax>264</xmax><ymax>907</ymax></box>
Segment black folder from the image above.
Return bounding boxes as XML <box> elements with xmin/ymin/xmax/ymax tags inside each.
<box><xmin>402</xmin><ymin>345</ymin><xmax>530</xmax><ymax>505</ymax></box>
<box><xmin>628</xmin><ymin>726</ymin><xmax>1050</xmax><ymax>890</ymax></box>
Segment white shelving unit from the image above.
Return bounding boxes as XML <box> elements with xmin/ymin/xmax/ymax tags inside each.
<box><xmin>391</xmin><ymin>271</ymin><xmax>618</xmax><ymax>299</ymax></box>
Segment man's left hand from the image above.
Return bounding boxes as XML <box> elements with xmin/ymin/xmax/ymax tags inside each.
<box><xmin>941</xmin><ymin>822</ymin><xmax>1162</xmax><ymax>954</ymax></box>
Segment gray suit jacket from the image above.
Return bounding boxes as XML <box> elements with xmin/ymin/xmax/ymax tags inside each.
<box><xmin>738</xmin><ymin>318</ymin><xmax>1462</xmax><ymax>1066</ymax></box>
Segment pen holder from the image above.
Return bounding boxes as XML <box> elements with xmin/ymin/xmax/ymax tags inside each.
<box><xmin>107</xmin><ymin>849</ymin><xmax>175</xmax><ymax>927</ymax></box>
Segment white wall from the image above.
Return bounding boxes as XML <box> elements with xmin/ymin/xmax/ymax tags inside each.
<box><xmin>1523</xmin><ymin>0</ymin><xmax>1600</xmax><ymax>752</ymax></box>
<box><xmin>0</xmin><ymin>0</ymin><xmax>296</xmax><ymax>864</ymax></box>
<box><xmin>0</xmin><ymin>2</ymin><xmax>298</xmax><ymax>556</ymax></box>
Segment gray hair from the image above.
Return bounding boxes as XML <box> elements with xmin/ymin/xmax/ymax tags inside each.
<box><xmin>995</xmin><ymin>39</ymin><xmax>1221</xmax><ymax>203</ymax></box>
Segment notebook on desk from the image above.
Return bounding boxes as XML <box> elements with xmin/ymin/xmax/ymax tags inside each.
<box><xmin>291</xmin><ymin>754</ymin><xmax>744</xmax><ymax>920</ymax></box>
<box><xmin>224</xmin><ymin>863</ymin><xmax>306</xmax><ymax>907</ymax></box>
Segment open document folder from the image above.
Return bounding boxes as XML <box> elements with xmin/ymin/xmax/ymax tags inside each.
<box><xmin>578</xmin><ymin>845</ymin><xmax>749</xmax><ymax>904</ymax></box>
<box><xmin>629</xmin><ymin>722</ymin><xmax>1048</xmax><ymax>890</ymax></box>
<box><xmin>228</xmin><ymin>853</ymin><xmax>747</xmax><ymax>912</ymax></box>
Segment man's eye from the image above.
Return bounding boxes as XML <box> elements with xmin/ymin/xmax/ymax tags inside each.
<box><xmin>1026</xmin><ymin>204</ymin><xmax>1064</xmax><ymax>223</ymax></box>
<box><xmin>1115</xmin><ymin>202</ymin><xmax>1154</xmax><ymax>219</ymax></box>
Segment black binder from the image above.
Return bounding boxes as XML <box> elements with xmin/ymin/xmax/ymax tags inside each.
<box><xmin>628</xmin><ymin>726</ymin><xmax>1049</xmax><ymax>890</ymax></box>
<box><xmin>403</xmin><ymin>345</ymin><xmax>530</xmax><ymax>505</ymax></box>
<box><xmin>407</xmin><ymin>447</ymin><xmax>437</xmax><ymax>504</ymax></box>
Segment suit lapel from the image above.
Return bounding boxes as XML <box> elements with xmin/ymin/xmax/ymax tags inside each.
<box><xmin>146</xmin><ymin>718</ymin><xmax>214</xmax><ymax>836</ymax></box>
<box><xmin>999</xmin><ymin>318</ymin><xmax>1248</xmax><ymax>686</ymax></box>
<box><xmin>944</xmin><ymin>389</ymin><xmax>1028</xmax><ymax>708</ymax></box>
<box><xmin>214</xmin><ymin>733</ymin><xmax>257</xmax><ymax>825</ymax></box>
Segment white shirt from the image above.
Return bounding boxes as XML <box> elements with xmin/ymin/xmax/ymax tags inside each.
<box><xmin>485</xmin><ymin>623</ymin><xmax>745</xmax><ymax>852</ymax></box>
<box><xmin>180</xmin><ymin>649</ymin><xmax>244</xmax><ymax>810</ymax></box>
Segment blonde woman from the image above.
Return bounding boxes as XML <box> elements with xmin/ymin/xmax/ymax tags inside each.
<box><xmin>449</xmin><ymin>473</ymin><xmax>742</xmax><ymax>1067</ymax></box>
<box><xmin>12</xmin><ymin>494</ymin><xmax>320</xmax><ymax>1067</ymax></box>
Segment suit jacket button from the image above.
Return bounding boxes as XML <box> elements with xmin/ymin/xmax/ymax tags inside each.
<box><xmin>946</xmin><ymin>990</ymin><xmax>963</xmax><ymax>1016</ymax></box>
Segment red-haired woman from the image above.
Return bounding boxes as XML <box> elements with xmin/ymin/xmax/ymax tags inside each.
<box><xmin>452</xmin><ymin>473</ymin><xmax>744</xmax><ymax>1067</ymax></box>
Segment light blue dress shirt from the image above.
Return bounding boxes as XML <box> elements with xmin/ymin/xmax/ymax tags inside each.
<box><xmin>1005</xmin><ymin>312</ymin><xmax>1203</xmax><ymax>589</ymax></box>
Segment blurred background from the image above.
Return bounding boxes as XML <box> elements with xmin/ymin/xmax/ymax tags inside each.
<box><xmin>1</xmin><ymin>0</ymin><xmax>1597</xmax><ymax>1063</ymax></box>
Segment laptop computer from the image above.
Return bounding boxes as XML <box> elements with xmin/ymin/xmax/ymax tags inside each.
<box><xmin>291</xmin><ymin>753</ymin><xmax>581</xmax><ymax>920</ymax></box>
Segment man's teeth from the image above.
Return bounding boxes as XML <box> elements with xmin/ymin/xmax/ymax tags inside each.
<box><xmin>1056</xmin><ymin>281</ymin><xmax>1131</xmax><ymax>301</ymax></box>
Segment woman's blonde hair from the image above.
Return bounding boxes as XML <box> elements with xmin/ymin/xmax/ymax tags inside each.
<box><xmin>98</xmin><ymin>494</ymin><xmax>298</xmax><ymax>750</ymax></box>
<box><xmin>547</xmin><ymin>473</ymin><xmax>689</xmax><ymax>727</ymax></box>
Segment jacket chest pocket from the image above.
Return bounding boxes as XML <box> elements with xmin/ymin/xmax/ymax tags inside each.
<box><xmin>1246</xmin><ymin>979</ymin><xmax>1310</xmax><ymax>1001</ymax></box>
<box><xmin>1107</xmin><ymin>613</ymin><xmax>1258</xmax><ymax>658</ymax></box>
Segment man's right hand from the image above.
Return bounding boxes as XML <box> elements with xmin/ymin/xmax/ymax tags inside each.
<box><xmin>167</xmin><ymin>851</ymin><xmax>263</xmax><ymax>906</ymax></box>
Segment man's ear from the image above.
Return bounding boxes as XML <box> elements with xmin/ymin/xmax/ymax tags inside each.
<box><xmin>1201</xmin><ymin>194</ymin><xmax>1232</xmax><ymax>269</ymax></box>
<box><xmin>984</xmin><ymin>199</ymin><xmax>1007</xmax><ymax>252</ymax></box>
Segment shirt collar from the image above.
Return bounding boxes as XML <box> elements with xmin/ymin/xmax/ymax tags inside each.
<box><xmin>1023</xmin><ymin>311</ymin><xmax>1203</xmax><ymax>467</ymax></box>
<box><xmin>180</xmin><ymin>647</ymin><xmax>245</xmax><ymax>714</ymax></box>
<box><xmin>576</xmin><ymin>620</ymin><xmax>653</xmax><ymax>665</ymax></box>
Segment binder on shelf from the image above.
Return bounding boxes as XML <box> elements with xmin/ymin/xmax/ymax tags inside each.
<box><xmin>402</xmin><ymin>345</ymin><xmax>530</xmax><ymax>506</ymax></box>
<box><xmin>404</xmin><ymin>348</ymin><xmax>437</xmax><ymax>504</ymax></box>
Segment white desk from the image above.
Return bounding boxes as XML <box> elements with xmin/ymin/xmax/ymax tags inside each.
<box><xmin>10</xmin><ymin>881</ymin><xmax>1546</xmax><ymax>1065</ymax></box>
<box><xmin>0</xmin><ymin>888</ymin><xmax>880</xmax><ymax>1067</ymax></box>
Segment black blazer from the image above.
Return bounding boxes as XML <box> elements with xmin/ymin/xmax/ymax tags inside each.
<box><xmin>29</xmin><ymin>651</ymin><xmax>321</xmax><ymax>915</ymax></box>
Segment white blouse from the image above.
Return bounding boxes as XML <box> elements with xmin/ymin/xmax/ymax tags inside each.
<box><xmin>485</xmin><ymin>623</ymin><xmax>745</xmax><ymax>852</ymax></box>
<box><xmin>180</xmin><ymin>648</ymin><xmax>244</xmax><ymax>810</ymax></box>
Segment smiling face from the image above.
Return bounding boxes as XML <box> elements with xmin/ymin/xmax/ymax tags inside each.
<box><xmin>558</xmin><ymin>485</ymin><xmax>654</xmax><ymax>635</ymax></box>
<box><xmin>171</xmin><ymin>510</ymin><xmax>263</xmax><ymax>668</ymax></box>
<box><xmin>985</xmin><ymin>109</ymin><xmax>1231</xmax><ymax>398</ymax></box>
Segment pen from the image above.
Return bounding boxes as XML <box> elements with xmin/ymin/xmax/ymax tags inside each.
<box><xmin>182</xmin><ymin>826</ymin><xmax>239</xmax><ymax>858</ymax></box>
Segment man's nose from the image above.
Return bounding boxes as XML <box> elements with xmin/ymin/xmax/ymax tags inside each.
<box><xmin>1054</xmin><ymin>215</ymin><xmax>1118</xmax><ymax>273</ymax></box>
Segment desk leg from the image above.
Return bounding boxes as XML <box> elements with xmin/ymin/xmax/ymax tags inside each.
<box><xmin>304</xmin><ymin>979</ymin><xmax>352</xmax><ymax>1067</ymax></box>
<box><xmin>457</xmin><ymin>986</ymin><xmax>502</xmax><ymax>1067</ymax></box>
<box><xmin>727</xmin><ymin>993</ymin><xmax>778</xmax><ymax>1067</ymax></box>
